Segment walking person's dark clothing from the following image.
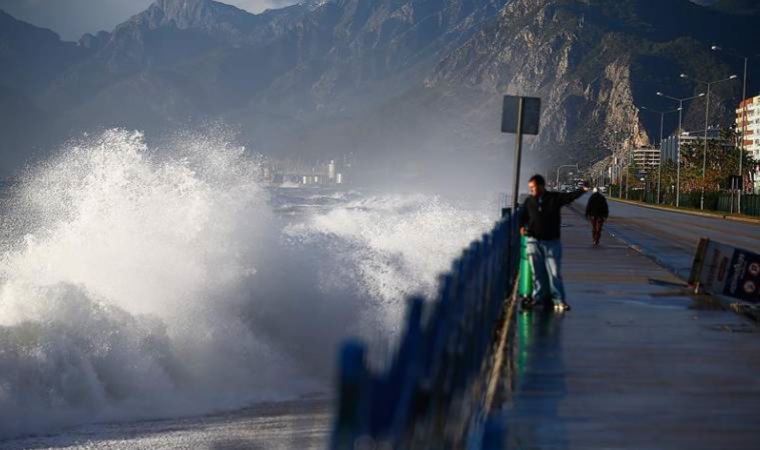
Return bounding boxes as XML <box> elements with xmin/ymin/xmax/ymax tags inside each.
<box><xmin>519</xmin><ymin>174</ymin><xmax>586</xmax><ymax>312</ymax></box>
<box><xmin>585</xmin><ymin>189</ymin><xmax>609</xmax><ymax>246</ymax></box>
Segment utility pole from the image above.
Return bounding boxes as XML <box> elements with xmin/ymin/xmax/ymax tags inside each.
<box><xmin>556</xmin><ymin>164</ymin><xmax>579</xmax><ymax>189</ymax></box>
<box><xmin>625</xmin><ymin>151</ymin><xmax>631</xmax><ymax>200</ymax></box>
<box><xmin>657</xmin><ymin>92</ymin><xmax>705</xmax><ymax>207</ymax></box>
<box><xmin>740</xmin><ymin>56</ymin><xmax>747</xmax><ymax>213</ymax></box>
<box><xmin>512</xmin><ymin>97</ymin><xmax>525</xmax><ymax>210</ymax></box>
<box><xmin>501</xmin><ymin>95</ymin><xmax>541</xmax><ymax>209</ymax></box>
<box><xmin>680</xmin><ymin>73</ymin><xmax>738</xmax><ymax>210</ymax></box>
<box><xmin>641</xmin><ymin>106</ymin><xmax>678</xmax><ymax>204</ymax></box>
<box><xmin>711</xmin><ymin>45</ymin><xmax>759</xmax><ymax>213</ymax></box>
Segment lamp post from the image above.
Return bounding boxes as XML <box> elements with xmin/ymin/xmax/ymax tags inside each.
<box><xmin>656</xmin><ymin>91</ymin><xmax>705</xmax><ymax>207</ymax></box>
<box><xmin>624</xmin><ymin>151</ymin><xmax>633</xmax><ymax>200</ymax></box>
<box><xmin>711</xmin><ymin>46</ymin><xmax>760</xmax><ymax>213</ymax></box>
<box><xmin>680</xmin><ymin>73</ymin><xmax>738</xmax><ymax>210</ymax></box>
<box><xmin>641</xmin><ymin>106</ymin><xmax>679</xmax><ymax>204</ymax></box>
<box><xmin>556</xmin><ymin>164</ymin><xmax>579</xmax><ymax>189</ymax></box>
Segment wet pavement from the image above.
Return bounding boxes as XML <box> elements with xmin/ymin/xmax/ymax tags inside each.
<box><xmin>503</xmin><ymin>207</ymin><xmax>760</xmax><ymax>450</ymax></box>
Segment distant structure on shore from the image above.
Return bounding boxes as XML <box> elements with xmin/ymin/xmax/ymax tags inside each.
<box><xmin>259</xmin><ymin>155</ymin><xmax>354</xmax><ymax>187</ymax></box>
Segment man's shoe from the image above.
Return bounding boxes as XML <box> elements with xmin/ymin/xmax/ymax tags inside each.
<box><xmin>521</xmin><ymin>297</ymin><xmax>536</xmax><ymax>311</ymax></box>
<box><xmin>553</xmin><ymin>301</ymin><xmax>571</xmax><ymax>312</ymax></box>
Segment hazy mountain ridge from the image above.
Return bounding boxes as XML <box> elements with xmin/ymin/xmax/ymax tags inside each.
<box><xmin>0</xmin><ymin>0</ymin><xmax>757</xmax><ymax>176</ymax></box>
<box><xmin>0</xmin><ymin>10</ymin><xmax>86</xmax><ymax>93</ymax></box>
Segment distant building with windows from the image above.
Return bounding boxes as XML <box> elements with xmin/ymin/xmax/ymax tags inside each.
<box><xmin>631</xmin><ymin>147</ymin><xmax>660</xmax><ymax>171</ymax></box>
<box><xmin>737</xmin><ymin>96</ymin><xmax>760</xmax><ymax>159</ymax></box>
<box><xmin>736</xmin><ymin>95</ymin><xmax>760</xmax><ymax>191</ymax></box>
<box><xmin>660</xmin><ymin>128</ymin><xmax>729</xmax><ymax>163</ymax></box>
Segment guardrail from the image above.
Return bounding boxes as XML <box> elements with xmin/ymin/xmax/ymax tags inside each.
<box><xmin>610</xmin><ymin>189</ymin><xmax>760</xmax><ymax>217</ymax></box>
<box><xmin>330</xmin><ymin>209</ymin><xmax>521</xmax><ymax>449</ymax></box>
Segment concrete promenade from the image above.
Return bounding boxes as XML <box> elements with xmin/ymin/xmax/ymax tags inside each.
<box><xmin>503</xmin><ymin>207</ymin><xmax>760</xmax><ymax>450</ymax></box>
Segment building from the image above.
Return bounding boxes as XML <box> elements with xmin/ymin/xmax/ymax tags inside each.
<box><xmin>267</xmin><ymin>157</ymin><xmax>350</xmax><ymax>187</ymax></box>
<box><xmin>328</xmin><ymin>160</ymin><xmax>336</xmax><ymax>180</ymax></box>
<box><xmin>631</xmin><ymin>147</ymin><xmax>660</xmax><ymax>171</ymax></box>
<box><xmin>736</xmin><ymin>96</ymin><xmax>760</xmax><ymax>159</ymax></box>
<box><xmin>736</xmin><ymin>96</ymin><xmax>760</xmax><ymax>191</ymax></box>
<box><xmin>660</xmin><ymin>128</ymin><xmax>730</xmax><ymax>163</ymax></box>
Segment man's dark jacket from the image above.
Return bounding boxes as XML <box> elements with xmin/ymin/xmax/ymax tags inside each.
<box><xmin>585</xmin><ymin>192</ymin><xmax>609</xmax><ymax>219</ymax></box>
<box><xmin>519</xmin><ymin>190</ymin><xmax>585</xmax><ymax>240</ymax></box>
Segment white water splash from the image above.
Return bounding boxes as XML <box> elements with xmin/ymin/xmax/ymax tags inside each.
<box><xmin>284</xmin><ymin>194</ymin><xmax>494</xmax><ymax>331</ymax></box>
<box><xmin>0</xmin><ymin>129</ymin><xmax>307</xmax><ymax>438</ymax></box>
<box><xmin>0</xmin><ymin>129</ymin><xmax>495</xmax><ymax>440</ymax></box>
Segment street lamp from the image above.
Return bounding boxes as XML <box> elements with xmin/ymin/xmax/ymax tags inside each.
<box><xmin>680</xmin><ymin>73</ymin><xmax>738</xmax><ymax>210</ymax></box>
<box><xmin>711</xmin><ymin>45</ymin><xmax>760</xmax><ymax>213</ymax></box>
<box><xmin>641</xmin><ymin>106</ymin><xmax>679</xmax><ymax>204</ymax></box>
<box><xmin>556</xmin><ymin>164</ymin><xmax>579</xmax><ymax>189</ymax></box>
<box><xmin>656</xmin><ymin>91</ymin><xmax>705</xmax><ymax>207</ymax></box>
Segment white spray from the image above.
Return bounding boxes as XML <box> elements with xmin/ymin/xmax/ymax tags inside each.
<box><xmin>0</xmin><ymin>129</ymin><xmax>493</xmax><ymax>439</ymax></box>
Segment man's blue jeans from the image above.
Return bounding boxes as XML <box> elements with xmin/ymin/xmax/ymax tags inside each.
<box><xmin>525</xmin><ymin>238</ymin><xmax>566</xmax><ymax>305</ymax></box>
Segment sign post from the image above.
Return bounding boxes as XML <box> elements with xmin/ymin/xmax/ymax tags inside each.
<box><xmin>502</xmin><ymin>95</ymin><xmax>541</xmax><ymax>209</ymax></box>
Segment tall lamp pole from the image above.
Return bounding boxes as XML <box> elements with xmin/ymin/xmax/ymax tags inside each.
<box><xmin>641</xmin><ymin>106</ymin><xmax>679</xmax><ymax>204</ymax></box>
<box><xmin>556</xmin><ymin>164</ymin><xmax>579</xmax><ymax>188</ymax></box>
<box><xmin>680</xmin><ymin>73</ymin><xmax>738</xmax><ymax>210</ymax></box>
<box><xmin>656</xmin><ymin>92</ymin><xmax>705</xmax><ymax>207</ymax></box>
<box><xmin>711</xmin><ymin>46</ymin><xmax>760</xmax><ymax>213</ymax></box>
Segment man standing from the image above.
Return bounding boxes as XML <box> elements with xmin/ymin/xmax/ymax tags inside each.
<box><xmin>520</xmin><ymin>174</ymin><xmax>586</xmax><ymax>311</ymax></box>
<box><xmin>585</xmin><ymin>188</ymin><xmax>609</xmax><ymax>246</ymax></box>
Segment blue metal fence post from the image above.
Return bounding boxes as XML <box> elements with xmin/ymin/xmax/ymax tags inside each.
<box><xmin>481</xmin><ymin>414</ymin><xmax>506</xmax><ymax>450</ymax></box>
<box><xmin>331</xmin><ymin>340</ymin><xmax>369</xmax><ymax>449</ymax></box>
<box><xmin>330</xmin><ymin>210</ymin><xmax>521</xmax><ymax>449</ymax></box>
<box><xmin>386</xmin><ymin>297</ymin><xmax>424</xmax><ymax>441</ymax></box>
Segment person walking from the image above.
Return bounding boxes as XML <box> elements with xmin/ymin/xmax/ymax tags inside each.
<box><xmin>585</xmin><ymin>187</ymin><xmax>609</xmax><ymax>246</ymax></box>
<box><xmin>519</xmin><ymin>174</ymin><xmax>587</xmax><ymax>312</ymax></box>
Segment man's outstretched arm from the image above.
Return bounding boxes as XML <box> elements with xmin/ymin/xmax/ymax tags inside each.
<box><xmin>559</xmin><ymin>188</ymin><xmax>587</xmax><ymax>206</ymax></box>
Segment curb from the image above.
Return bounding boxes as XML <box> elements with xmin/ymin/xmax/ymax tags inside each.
<box><xmin>608</xmin><ymin>197</ymin><xmax>760</xmax><ymax>225</ymax></box>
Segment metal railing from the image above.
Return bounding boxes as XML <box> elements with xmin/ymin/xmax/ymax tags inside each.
<box><xmin>623</xmin><ymin>190</ymin><xmax>760</xmax><ymax>217</ymax></box>
<box><xmin>330</xmin><ymin>209</ymin><xmax>521</xmax><ymax>450</ymax></box>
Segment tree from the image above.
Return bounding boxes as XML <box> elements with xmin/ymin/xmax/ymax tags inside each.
<box><xmin>675</xmin><ymin>127</ymin><xmax>755</xmax><ymax>194</ymax></box>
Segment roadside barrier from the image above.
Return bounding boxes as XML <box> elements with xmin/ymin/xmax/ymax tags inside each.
<box><xmin>689</xmin><ymin>238</ymin><xmax>760</xmax><ymax>305</ymax></box>
<box><xmin>616</xmin><ymin>190</ymin><xmax>760</xmax><ymax>217</ymax></box>
<box><xmin>718</xmin><ymin>194</ymin><xmax>760</xmax><ymax>217</ymax></box>
<box><xmin>330</xmin><ymin>209</ymin><xmax>521</xmax><ymax>449</ymax></box>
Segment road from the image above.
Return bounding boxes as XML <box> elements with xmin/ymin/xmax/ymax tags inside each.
<box><xmin>572</xmin><ymin>198</ymin><xmax>760</xmax><ymax>280</ymax></box>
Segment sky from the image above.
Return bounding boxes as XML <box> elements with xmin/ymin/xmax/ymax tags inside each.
<box><xmin>0</xmin><ymin>0</ymin><xmax>297</xmax><ymax>41</ymax></box>
<box><xmin>0</xmin><ymin>0</ymin><xmax>719</xmax><ymax>42</ymax></box>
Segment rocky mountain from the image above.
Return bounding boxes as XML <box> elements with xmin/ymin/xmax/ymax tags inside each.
<box><xmin>1</xmin><ymin>0</ymin><xmax>758</xmax><ymax>178</ymax></box>
<box><xmin>426</xmin><ymin>0</ymin><xmax>759</xmax><ymax>166</ymax></box>
<box><xmin>0</xmin><ymin>10</ymin><xmax>88</xmax><ymax>171</ymax></box>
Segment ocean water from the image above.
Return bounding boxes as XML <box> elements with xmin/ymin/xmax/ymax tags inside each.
<box><xmin>0</xmin><ymin>129</ymin><xmax>496</xmax><ymax>448</ymax></box>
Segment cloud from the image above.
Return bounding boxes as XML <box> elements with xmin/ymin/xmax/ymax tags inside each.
<box><xmin>232</xmin><ymin>0</ymin><xmax>298</xmax><ymax>12</ymax></box>
<box><xmin>0</xmin><ymin>0</ymin><xmax>298</xmax><ymax>41</ymax></box>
